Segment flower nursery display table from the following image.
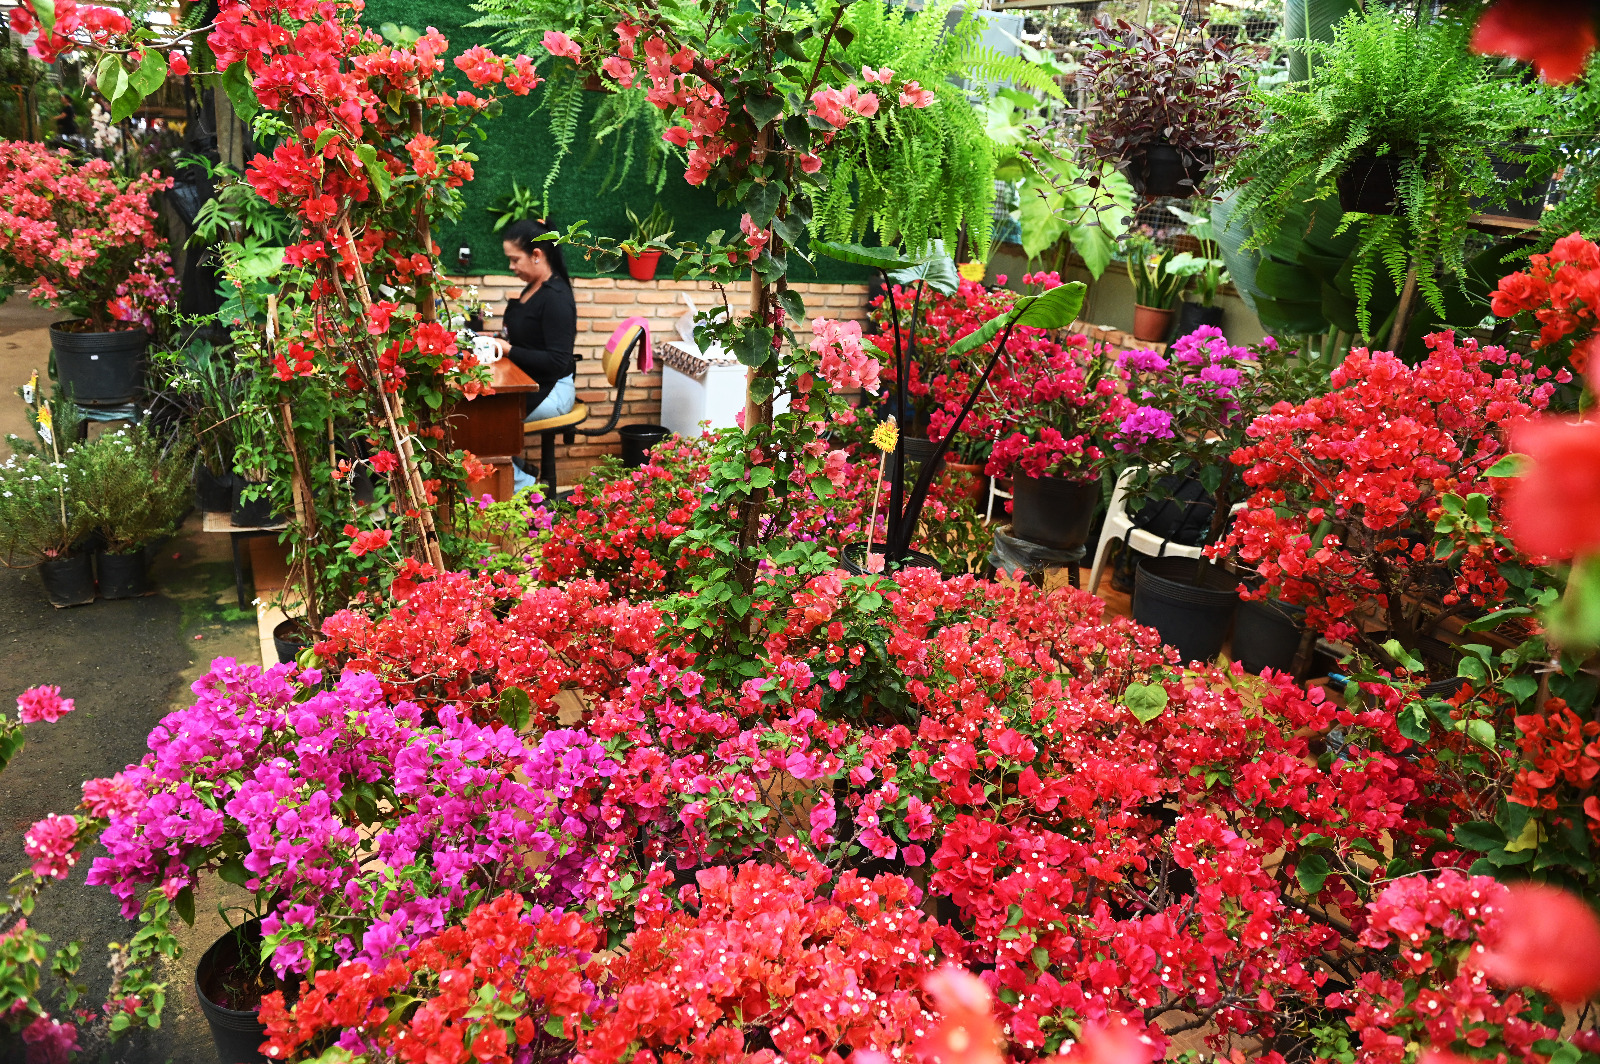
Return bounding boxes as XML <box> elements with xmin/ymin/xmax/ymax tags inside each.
<box><xmin>201</xmin><ymin>511</ymin><xmax>287</xmax><ymax>609</ymax></box>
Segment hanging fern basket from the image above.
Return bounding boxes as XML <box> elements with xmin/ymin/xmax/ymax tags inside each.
<box><xmin>1125</xmin><ymin>142</ymin><xmax>1211</xmax><ymax>198</ymax></box>
<box><xmin>1336</xmin><ymin>154</ymin><xmax>1403</xmax><ymax>215</ymax></box>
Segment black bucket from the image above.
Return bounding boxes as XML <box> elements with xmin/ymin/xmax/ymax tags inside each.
<box><xmin>1174</xmin><ymin>302</ymin><xmax>1225</xmax><ymax>339</ymax></box>
<box><xmin>619</xmin><ymin>424</ymin><xmax>670</xmax><ymax>468</ymax></box>
<box><xmin>273</xmin><ymin>618</ymin><xmax>315</xmax><ymax>666</ymax></box>
<box><xmin>96</xmin><ymin>551</ymin><xmax>149</xmax><ymax>599</ymax></box>
<box><xmin>39</xmin><ymin>553</ymin><xmax>95</xmax><ymax>607</ymax></box>
<box><xmin>901</xmin><ymin>436</ymin><xmax>946</xmax><ymax>476</ymax></box>
<box><xmin>1232</xmin><ymin>596</ymin><xmax>1306</xmax><ymax>675</ymax></box>
<box><xmin>1337</xmin><ymin>154</ymin><xmax>1403</xmax><ymax>215</ymax></box>
<box><xmin>1132</xmin><ymin>556</ymin><xmax>1239</xmax><ymax>665</ymax></box>
<box><xmin>1010</xmin><ymin>473</ymin><xmax>1102</xmax><ymax>551</ymax></box>
<box><xmin>50</xmin><ymin>323</ymin><xmax>146</xmax><ymax>405</ymax></box>
<box><xmin>196</xmin><ymin>465</ymin><xmax>235</xmax><ymax>513</ymax></box>
<box><xmin>1128</xmin><ymin>142</ymin><xmax>1210</xmax><ymax>197</ymax></box>
<box><xmin>194</xmin><ymin>919</ymin><xmax>273</xmax><ymax>1064</ymax></box>
<box><xmin>231</xmin><ymin>481</ymin><xmax>276</xmax><ymax>528</ymax></box>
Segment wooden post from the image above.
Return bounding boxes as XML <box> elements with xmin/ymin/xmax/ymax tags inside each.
<box><xmin>1386</xmin><ymin>262</ymin><xmax>1419</xmax><ymax>353</ymax></box>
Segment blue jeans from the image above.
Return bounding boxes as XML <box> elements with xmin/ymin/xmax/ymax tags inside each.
<box><xmin>513</xmin><ymin>375</ymin><xmax>577</xmax><ymax>496</ymax></box>
<box><xmin>524</xmin><ymin>375</ymin><xmax>576</xmax><ymax>423</ymax></box>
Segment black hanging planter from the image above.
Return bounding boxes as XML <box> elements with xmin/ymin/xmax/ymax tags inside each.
<box><xmin>96</xmin><ymin>550</ymin><xmax>149</xmax><ymax>599</ymax></box>
<box><xmin>195</xmin><ymin>465</ymin><xmax>235</xmax><ymax>513</ymax></box>
<box><xmin>1127</xmin><ymin>142</ymin><xmax>1210</xmax><ymax>198</ymax></box>
<box><xmin>1336</xmin><ymin>153</ymin><xmax>1404</xmax><ymax>215</ymax></box>
<box><xmin>1174</xmin><ymin>302</ymin><xmax>1225</xmax><ymax>339</ymax></box>
<box><xmin>1232</xmin><ymin>596</ymin><xmax>1306</xmax><ymax>676</ymax></box>
<box><xmin>38</xmin><ymin>553</ymin><xmax>95</xmax><ymax>607</ymax></box>
<box><xmin>49</xmin><ymin>323</ymin><xmax>147</xmax><ymax>405</ymax></box>
<box><xmin>1132</xmin><ymin>556</ymin><xmax>1238</xmax><ymax>665</ymax></box>
<box><xmin>194</xmin><ymin>918</ymin><xmax>278</xmax><ymax>1064</ymax></box>
<box><xmin>1010</xmin><ymin>473</ymin><xmax>1102</xmax><ymax>551</ymax></box>
<box><xmin>273</xmin><ymin>617</ymin><xmax>316</xmax><ymax>665</ymax></box>
<box><xmin>1471</xmin><ymin>144</ymin><xmax>1554</xmax><ymax>221</ymax></box>
<box><xmin>231</xmin><ymin>480</ymin><xmax>277</xmax><ymax>528</ymax></box>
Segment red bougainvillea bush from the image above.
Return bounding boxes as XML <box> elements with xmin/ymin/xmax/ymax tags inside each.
<box><xmin>0</xmin><ymin>140</ymin><xmax>176</xmax><ymax>331</ymax></box>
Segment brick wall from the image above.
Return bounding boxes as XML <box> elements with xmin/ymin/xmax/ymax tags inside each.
<box><xmin>451</xmin><ymin>274</ymin><xmax>872</xmax><ymax>484</ymax></box>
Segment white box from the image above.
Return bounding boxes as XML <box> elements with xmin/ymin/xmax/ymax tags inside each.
<box><xmin>661</xmin><ymin>358</ymin><xmax>749</xmax><ymax>435</ymax></box>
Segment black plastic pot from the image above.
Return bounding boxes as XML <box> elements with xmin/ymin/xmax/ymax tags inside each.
<box><xmin>273</xmin><ymin>618</ymin><xmax>315</xmax><ymax>666</ymax></box>
<box><xmin>1337</xmin><ymin>153</ymin><xmax>1403</xmax><ymax>215</ymax></box>
<box><xmin>1471</xmin><ymin>144</ymin><xmax>1553</xmax><ymax>221</ymax></box>
<box><xmin>619</xmin><ymin>423</ymin><xmax>670</xmax><ymax>468</ymax></box>
<box><xmin>195</xmin><ymin>465</ymin><xmax>235</xmax><ymax>513</ymax></box>
<box><xmin>840</xmin><ymin>543</ymin><xmax>943</xmax><ymax>578</ymax></box>
<box><xmin>39</xmin><ymin>553</ymin><xmax>95</xmax><ymax>607</ymax></box>
<box><xmin>1010</xmin><ymin>473</ymin><xmax>1102</xmax><ymax>551</ymax></box>
<box><xmin>49</xmin><ymin>322</ymin><xmax>146</xmax><ymax>405</ymax></box>
<box><xmin>1127</xmin><ymin>142</ymin><xmax>1210</xmax><ymax>198</ymax></box>
<box><xmin>231</xmin><ymin>480</ymin><xmax>276</xmax><ymax>528</ymax></box>
<box><xmin>1175</xmin><ymin>302</ymin><xmax>1225</xmax><ymax>338</ymax></box>
<box><xmin>194</xmin><ymin>919</ymin><xmax>272</xmax><ymax>1064</ymax></box>
<box><xmin>96</xmin><ymin>550</ymin><xmax>149</xmax><ymax>599</ymax></box>
<box><xmin>901</xmin><ymin>436</ymin><xmax>946</xmax><ymax>476</ymax></box>
<box><xmin>1132</xmin><ymin>556</ymin><xmax>1238</xmax><ymax>665</ymax></box>
<box><xmin>1232</xmin><ymin>596</ymin><xmax>1306</xmax><ymax>676</ymax></box>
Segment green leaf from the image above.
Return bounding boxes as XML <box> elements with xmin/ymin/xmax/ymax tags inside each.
<box><xmin>744</xmin><ymin>94</ymin><xmax>784</xmax><ymax>128</ymax></box>
<box><xmin>218</xmin><ymin>856</ymin><xmax>251</xmax><ymax>888</ymax></box>
<box><xmin>220</xmin><ymin>61</ymin><xmax>260</xmax><ymax>122</ymax></box>
<box><xmin>888</xmin><ymin>255</ymin><xmax>960</xmax><ymax>297</ymax></box>
<box><xmin>30</xmin><ymin>0</ymin><xmax>55</xmax><ymax>33</ymax></box>
<box><xmin>499</xmin><ymin>686</ymin><xmax>532</xmax><ymax>731</ymax></box>
<box><xmin>811</xmin><ymin>240</ymin><xmax>919</xmax><ymax>271</ymax></box>
<box><xmin>353</xmin><ymin>143</ymin><xmax>392</xmax><ymax>202</ymax></box>
<box><xmin>1503</xmin><ymin>816</ymin><xmax>1542</xmax><ymax>854</ymax></box>
<box><xmin>1398</xmin><ymin>703</ymin><xmax>1431</xmax><ymax>743</ymax></box>
<box><xmin>745</xmin><ymin>182</ymin><xmax>783</xmax><ymax>229</ymax></box>
<box><xmin>1295</xmin><ymin>853</ymin><xmax>1330</xmax><ymax>894</ymax></box>
<box><xmin>1123</xmin><ymin>681</ymin><xmax>1168</xmax><ymax>723</ymax></box>
<box><xmin>1452</xmin><ymin>820</ymin><xmax>1504</xmax><ymax>853</ymax></box>
<box><xmin>173</xmin><ymin>886</ymin><xmax>195</xmax><ymax>927</ymax></box>
<box><xmin>1485</xmin><ymin>453</ymin><xmax>1526</xmax><ymax>478</ymax></box>
<box><xmin>1380</xmin><ymin>638</ymin><xmax>1424</xmax><ymax>674</ymax></box>
<box><xmin>545</xmin><ymin>1016</ymin><xmax>566</xmax><ymax>1038</ymax></box>
<box><xmin>943</xmin><ymin>282</ymin><xmax>1087</xmax><ymax>362</ymax></box>
<box><xmin>1501</xmin><ymin>674</ymin><xmax>1539</xmax><ymax>704</ymax></box>
<box><xmin>128</xmin><ymin>48</ymin><xmax>168</xmax><ymax>100</ymax></box>
<box><xmin>1465</xmin><ymin>718</ymin><xmax>1496</xmax><ymax>749</ymax></box>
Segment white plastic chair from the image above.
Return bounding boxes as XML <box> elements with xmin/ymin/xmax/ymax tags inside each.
<box><xmin>1085</xmin><ymin>465</ymin><xmax>1207</xmax><ymax>596</ymax></box>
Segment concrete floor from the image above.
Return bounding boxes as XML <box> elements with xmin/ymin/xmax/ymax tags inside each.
<box><xmin>0</xmin><ymin>297</ymin><xmax>260</xmax><ymax>1063</ymax></box>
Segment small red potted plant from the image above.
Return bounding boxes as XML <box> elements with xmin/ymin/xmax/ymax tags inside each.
<box><xmin>621</xmin><ymin>202</ymin><xmax>674</xmax><ymax>281</ymax></box>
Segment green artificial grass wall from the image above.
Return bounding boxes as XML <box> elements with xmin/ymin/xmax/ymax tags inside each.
<box><xmin>360</xmin><ymin>0</ymin><xmax>870</xmax><ymax>284</ymax></box>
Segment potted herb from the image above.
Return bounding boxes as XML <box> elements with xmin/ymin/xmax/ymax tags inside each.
<box><xmin>1226</xmin><ymin>7</ymin><xmax>1560</xmax><ymax>337</ymax></box>
<box><xmin>0</xmin><ymin>384</ymin><xmax>95</xmax><ymax>606</ymax></box>
<box><xmin>620</xmin><ymin>203</ymin><xmax>675</xmax><ymax>281</ymax></box>
<box><xmin>1164</xmin><ymin>204</ymin><xmax>1230</xmax><ymax>337</ymax></box>
<box><xmin>75</xmin><ymin>427</ymin><xmax>194</xmax><ymax>599</ymax></box>
<box><xmin>0</xmin><ymin>141</ymin><xmax>175</xmax><ymax>404</ymax></box>
<box><xmin>1125</xmin><ymin>236</ymin><xmax>1187</xmax><ymax>342</ymax></box>
<box><xmin>1072</xmin><ymin>18</ymin><xmax>1257</xmax><ymax>198</ymax></box>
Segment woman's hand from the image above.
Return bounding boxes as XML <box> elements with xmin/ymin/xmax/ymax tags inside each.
<box><xmin>491</xmin><ymin>337</ymin><xmax>511</xmax><ymax>356</ymax></box>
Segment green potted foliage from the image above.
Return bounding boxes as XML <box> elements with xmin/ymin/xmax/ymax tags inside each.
<box><xmin>1225</xmin><ymin>7</ymin><xmax>1561</xmax><ymax>337</ymax></box>
<box><xmin>154</xmin><ymin>336</ymin><xmax>246</xmax><ymax>513</ymax></box>
<box><xmin>0</xmin><ymin>386</ymin><xmax>95</xmax><ymax>606</ymax></box>
<box><xmin>621</xmin><ymin>203</ymin><xmax>675</xmax><ymax>280</ymax></box>
<box><xmin>75</xmin><ymin>427</ymin><xmax>195</xmax><ymax>599</ymax></box>
<box><xmin>1124</xmin><ymin>235</ymin><xmax>1187</xmax><ymax>342</ymax></box>
<box><xmin>1164</xmin><ymin>204</ymin><xmax>1230</xmax><ymax>337</ymax></box>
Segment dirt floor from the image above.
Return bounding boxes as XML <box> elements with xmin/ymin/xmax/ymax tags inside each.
<box><xmin>0</xmin><ymin>298</ymin><xmax>261</xmax><ymax>1064</ymax></box>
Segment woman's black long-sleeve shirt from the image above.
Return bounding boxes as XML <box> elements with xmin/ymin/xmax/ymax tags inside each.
<box><xmin>501</xmin><ymin>275</ymin><xmax>577</xmax><ymax>410</ymax></box>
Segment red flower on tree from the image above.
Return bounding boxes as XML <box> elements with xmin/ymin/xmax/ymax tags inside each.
<box><xmin>1471</xmin><ymin>0</ymin><xmax>1600</xmax><ymax>84</ymax></box>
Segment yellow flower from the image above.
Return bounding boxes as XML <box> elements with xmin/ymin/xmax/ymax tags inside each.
<box><xmin>871</xmin><ymin>417</ymin><xmax>899</xmax><ymax>454</ymax></box>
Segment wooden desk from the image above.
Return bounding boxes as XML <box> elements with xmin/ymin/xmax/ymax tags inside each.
<box><xmin>446</xmin><ymin>358</ymin><xmax>540</xmax><ymax>501</ymax></box>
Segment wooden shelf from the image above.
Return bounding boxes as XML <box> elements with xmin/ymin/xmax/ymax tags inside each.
<box><xmin>1468</xmin><ymin>213</ymin><xmax>1540</xmax><ymax>233</ymax></box>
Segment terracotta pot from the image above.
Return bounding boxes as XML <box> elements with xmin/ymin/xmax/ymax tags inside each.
<box><xmin>626</xmin><ymin>250</ymin><xmax>662</xmax><ymax>281</ymax></box>
<box><xmin>943</xmin><ymin>461</ymin><xmax>989</xmax><ymax>508</ymax></box>
<box><xmin>1132</xmin><ymin>304</ymin><xmax>1175</xmax><ymax>344</ymax></box>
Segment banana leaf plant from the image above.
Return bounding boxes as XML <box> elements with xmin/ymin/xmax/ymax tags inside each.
<box><xmin>815</xmin><ymin>241</ymin><xmax>1086</xmax><ymax>566</ymax></box>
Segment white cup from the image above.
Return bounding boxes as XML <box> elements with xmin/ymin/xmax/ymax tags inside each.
<box><xmin>473</xmin><ymin>335</ymin><xmax>501</xmax><ymax>365</ymax></box>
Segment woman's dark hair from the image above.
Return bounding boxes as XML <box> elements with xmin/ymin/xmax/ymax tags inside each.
<box><xmin>501</xmin><ymin>218</ymin><xmax>570</xmax><ymax>282</ymax></box>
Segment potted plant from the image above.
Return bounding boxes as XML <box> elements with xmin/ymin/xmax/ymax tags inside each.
<box><xmin>0</xmin><ymin>386</ymin><xmax>95</xmax><ymax>606</ymax></box>
<box><xmin>0</xmin><ymin>140</ymin><xmax>175</xmax><ymax>404</ymax></box>
<box><xmin>620</xmin><ymin>202</ymin><xmax>674</xmax><ymax>280</ymax></box>
<box><xmin>74</xmin><ymin>427</ymin><xmax>194</xmax><ymax>599</ymax></box>
<box><xmin>154</xmin><ymin>337</ymin><xmax>245</xmax><ymax>512</ymax></box>
<box><xmin>1124</xmin><ymin>235</ymin><xmax>1186</xmax><ymax>342</ymax></box>
<box><xmin>1225</xmin><ymin>7</ymin><xmax>1563</xmax><ymax>338</ymax></box>
<box><xmin>1072</xmin><ymin>18</ymin><xmax>1258</xmax><ymax>198</ymax></box>
<box><xmin>1113</xmin><ymin>328</ymin><xmax>1319</xmax><ymax>664</ymax></box>
<box><xmin>1163</xmin><ymin>204</ymin><xmax>1229</xmax><ymax>337</ymax></box>
<box><xmin>1214</xmin><ymin>332</ymin><xmax>1554</xmax><ymax>678</ymax></box>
